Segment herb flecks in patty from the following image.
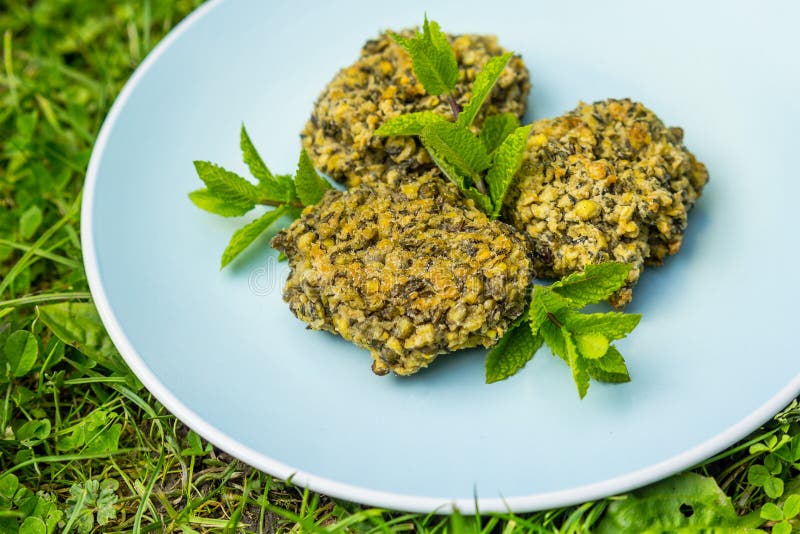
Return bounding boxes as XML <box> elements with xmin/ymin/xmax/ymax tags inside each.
<box><xmin>271</xmin><ymin>172</ymin><xmax>532</xmax><ymax>376</ymax></box>
<box><xmin>505</xmin><ymin>98</ymin><xmax>709</xmax><ymax>307</ymax></box>
<box><xmin>301</xmin><ymin>29</ymin><xmax>530</xmax><ymax>187</ymax></box>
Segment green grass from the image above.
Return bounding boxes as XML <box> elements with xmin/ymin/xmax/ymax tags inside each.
<box><xmin>0</xmin><ymin>1</ymin><xmax>798</xmax><ymax>532</ymax></box>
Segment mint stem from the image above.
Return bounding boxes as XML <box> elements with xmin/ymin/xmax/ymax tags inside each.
<box><xmin>446</xmin><ymin>92</ymin><xmax>460</xmax><ymax>120</ymax></box>
<box><xmin>547</xmin><ymin>312</ymin><xmax>563</xmax><ymax>328</ymax></box>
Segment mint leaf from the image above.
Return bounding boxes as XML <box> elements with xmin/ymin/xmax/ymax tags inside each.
<box><xmin>574</xmin><ymin>332</ymin><xmax>609</xmax><ymax>359</ymax></box>
<box><xmin>193</xmin><ymin>161</ymin><xmax>259</xmax><ymax>212</ymax></box>
<box><xmin>485</xmin><ymin>321</ymin><xmax>543</xmax><ymax>383</ymax></box>
<box><xmin>375</xmin><ymin>111</ymin><xmax>447</xmax><ymax>137</ymax></box>
<box><xmin>240</xmin><ymin>125</ymin><xmax>273</xmax><ymax>184</ymax></box>
<box><xmin>529</xmin><ymin>285</ymin><xmax>570</xmax><ymax>333</ymax></box>
<box><xmin>420</xmin><ymin>121</ymin><xmax>490</xmax><ymax>184</ymax></box>
<box><xmin>562</xmin><ymin>327</ymin><xmax>590</xmax><ymax>399</ymax></box>
<box><xmin>461</xmin><ymin>186</ymin><xmax>494</xmax><ymax>214</ymax></box>
<box><xmin>423</xmin><ymin>17</ymin><xmax>453</xmax><ymax>62</ymax></box>
<box><xmin>240</xmin><ymin>125</ymin><xmax>293</xmax><ymax>203</ymax></box>
<box><xmin>538</xmin><ymin>319</ymin><xmax>567</xmax><ymax>363</ymax></box>
<box><xmin>391</xmin><ymin>16</ymin><xmax>458</xmax><ymax>96</ymax></box>
<box><xmin>220</xmin><ymin>206</ymin><xmax>288</xmax><ymax>269</ymax></box>
<box><xmin>294</xmin><ymin>149</ymin><xmax>331</xmax><ymax>206</ymax></box>
<box><xmin>551</xmin><ymin>262</ymin><xmax>632</xmax><ymax>307</ymax></box>
<box><xmin>528</xmin><ymin>278</ymin><xmax>638</xmax><ymax>397</ymax></box>
<box><xmin>485</xmin><ymin>124</ymin><xmax>532</xmax><ymax>218</ymax></box>
<box><xmin>563</xmin><ymin>310</ymin><xmax>641</xmax><ymax>340</ymax></box>
<box><xmin>457</xmin><ymin>52</ymin><xmax>512</xmax><ymax>127</ymax></box>
<box><xmin>189</xmin><ymin>189</ymin><xmax>252</xmax><ymax>217</ymax></box>
<box><xmin>587</xmin><ymin>346</ymin><xmax>631</xmax><ymax>383</ymax></box>
<box><xmin>480</xmin><ymin>112</ymin><xmax>520</xmax><ymax>154</ymax></box>
<box><xmin>421</xmin><ymin>138</ymin><xmax>468</xmax><ymax>190</ymax></box>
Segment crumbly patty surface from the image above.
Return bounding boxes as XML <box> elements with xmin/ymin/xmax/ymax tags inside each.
<box><xmin>271</xmin><ymin>173</ymin><xmax>532</xmax><ymax>375</ymax></box>
<box><xmin>301</xmin><ymin>30</ymin><xmax>531</xmax><ymax>187</ymax></box>
<box><xmin>505</xmin><ymin>99</ymin><xmax>709</xmax><ymax>307</ymax></box>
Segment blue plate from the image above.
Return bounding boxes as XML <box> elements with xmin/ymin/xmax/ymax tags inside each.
<box><xmin>82</xmin><ymin>0</ymin><xmax>800</xmax><ymax>512</ymax></box>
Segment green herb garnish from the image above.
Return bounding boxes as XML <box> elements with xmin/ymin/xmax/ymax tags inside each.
<box><xmin>189</xmin><ymin>125</ymin><xmax>330</xmax><ymax>268</ymax></box>
<box><xmin>376</xmin><ymin>17</ymin><xmax>528</xmax><ymax>219</ymax></box>
<box><xmin>390</xmin><ymin>16</ymin><xmax>459</xmax><ymax>113</ymax></box>
<box><xmin>486</xmin><ymin>263</ymin><xmax>641</xmax><ymax>397</ymax></box>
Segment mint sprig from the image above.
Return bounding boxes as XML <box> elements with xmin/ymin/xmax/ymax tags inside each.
<box><xmin>377</xmin><ymin>16</ymin><xmax>528</xmax><ymax>219</ymax></box>
<box><xmin>190</xmin><ymin>124</ymin><xmax>331</xmax><ymax>268</ymax></box>
<box><xmin>486</xmin><ymin>262</ymin><xmax>641</xmax><ymax>398</ymax></box>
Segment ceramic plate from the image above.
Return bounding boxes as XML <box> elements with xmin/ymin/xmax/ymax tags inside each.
<box><xmin>82</xmin><ymin>0</ymin><xmax>800</xmax><ymax>512</ymax></box>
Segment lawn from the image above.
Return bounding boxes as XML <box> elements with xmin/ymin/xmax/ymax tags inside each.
<box><xmin>1</xmin><ymin>1</ymin><xmax>798</xmax><ymax>532</ymax></box>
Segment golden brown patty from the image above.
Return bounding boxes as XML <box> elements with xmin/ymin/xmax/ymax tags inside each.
<box><xmin>301</xmin><ymin>31</ymin><xmax>531</xmax><ymax>187</ymax></box>
<box><xmin>271</xmin><ymin>173</ymin><xmax>532</xmax><ymax>375</ymax></box>
<box><xmin>504</xmin><ymin>98</ymin><xmax>708</xmax><ymax>307</ymax></box>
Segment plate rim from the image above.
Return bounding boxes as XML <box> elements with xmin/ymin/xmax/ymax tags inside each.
<box><xmin>81</xmin><ymin>0</ymin><xmax>800</xmax><ymax>513</ymax></box>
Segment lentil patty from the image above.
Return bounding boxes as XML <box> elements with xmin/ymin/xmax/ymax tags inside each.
<box><xmin>271</xmin><ymin>173</ymin><xmax>532</xmax><ymax>375</ymax></box>
<box><xmin>301</xmin><ymin>30</ymin><xmax>530</xmax><ymax>187</ymax></box>
<box><xmin>505</xmin><ymin>99</ymin><xmax>708</xmax><ymax>307</ymax></box>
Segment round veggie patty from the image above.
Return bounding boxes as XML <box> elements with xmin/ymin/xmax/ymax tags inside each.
<box><xmin>272</xmin><ymin>172</ymin><xmax>532</xmax><ymax>375</ymax></box>
<box><xmin>504</xmin><ymin>98</ymin><xmax>709</xmax><ymax>307</ymax></box>
<box><xmin>301</xmin><ymin>30</ymin><xmax>530</xmax><ymax>187</ymax></box>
